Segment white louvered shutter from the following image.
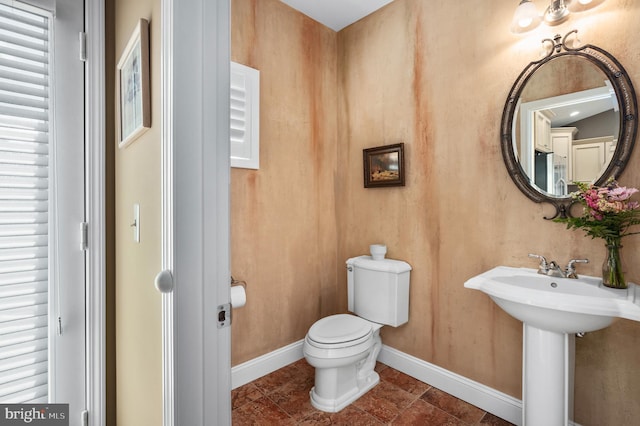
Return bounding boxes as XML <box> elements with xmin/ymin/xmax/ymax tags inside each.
<box><xmin>230</xmin><ymin>61</ymin><xmax>259</xmax><ymax>169</ymax></box>
<box><xmin>0</xmin><ymin>2</ymin><xmax>51</xmax><ymax>403</ymax></box>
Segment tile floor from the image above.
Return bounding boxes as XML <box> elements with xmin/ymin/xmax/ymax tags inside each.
<box><xmin>232</xmin><ymin>360</ymin><xmax>515</xmax><ymax>425</ymax></box>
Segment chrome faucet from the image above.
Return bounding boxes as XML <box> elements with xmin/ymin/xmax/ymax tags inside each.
<box><xmin>528</xmin><ymin>253</ymin><xmax>550</xmax><ymax>274</ymax></box>
<box><xmin>528</xmin><ymin>254</ymin><xmax>589</xmax><ymax>279</ymax></box>
<box><xmin>546</xmin><ymin>260</ymin><xmax>566</xmax><ymax>278</ymax></box>
<box><xmin>565</xmin><ymin>258</ymin><xmax>589</xmax><ymax>279</ymax></box>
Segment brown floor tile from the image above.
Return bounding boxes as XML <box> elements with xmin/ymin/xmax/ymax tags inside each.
<box><xmin>293</xmin><ymin>358</ymin><xmax>315</xmax><ymax>376</ymax></box>
<box><xmin>379</xmin><ymin>367</ymin><xmax>431</xmax><ymax>396</ymax></box>
<box><xmin>421</xmin><ymin>387</ymin><xmax>485</xmax><ymax>424</ymax></box>
<box><xmin>353</xmin><ymin>379</ymin><xmax>418</xmax><ymax>423</ymax></box>
<box><xmin>479</xmin><ymin>412</ymin><xmax>516</xmax><ymax>425</ymax></box>
<box><xmin>328</xmin><ymin>405</ymin><xmax>385</xmax><ymax>425</ymax></box>
<box><xmin>296</xmin><ymin>410</ymin><xmax>334</xmax><ymax>426</ymax></box>
<box><xmin>231</xmin><ymin>361</ymin><xmax>507</xmax><ymax>426</ymax></box>
<box><xmin>374</xmin><ymin>361</ymin><xmax>388</xmax><ymax>373</ymax></box>
<box><xmin>267</xmin><ymin>375</ymin><xmax>316</xmax><ymax>421</ymax></box>
<box><xmin>391</xmin><ymin>399</ymin><xmax>467</xmax><ymax>425</ymax></box>
<box><xmin>298</xmin><ymin>406</ymin><xmax>383</xmax><ymax>425</ymax></box>
<box><xmin>232</xmin><ymin>396</ymin><xmax>295</xmax><ymax>425</ymax></box>
<box><xmin>231</xmin><ymin>382</ymin><xmax>264</xmax><ymax>410</ymax></box>
<box><xmin>252</xmin><ymin>363</ymin><xmax>303</xmax><ymax>394</ymax></box>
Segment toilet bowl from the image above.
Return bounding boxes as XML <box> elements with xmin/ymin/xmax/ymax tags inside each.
<box><xmin>303</xmin><ymin>253</ymin><xmax>411</xmax><ymax>413</ymax></box>
<box><xmin>303</xmin><ymin>314</ymin><xmax>383</xmax><ymax>412</ymax></box>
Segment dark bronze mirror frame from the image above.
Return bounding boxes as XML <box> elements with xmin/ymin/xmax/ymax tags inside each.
<box><xmin>501</xmin><ymin>31</ymin><xmax>638</xmax><ymax>219</ymax></box>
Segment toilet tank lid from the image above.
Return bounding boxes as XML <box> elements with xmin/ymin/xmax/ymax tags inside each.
<box><xmin>347</xmin><ymin>255</ymin><xmax>412</xmax><ymax>273</ymax></box>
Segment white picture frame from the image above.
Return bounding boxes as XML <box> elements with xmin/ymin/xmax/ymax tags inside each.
<box><xmin>116</xmin><ymin>18</ymin><xmax>150</xmax><ymax>148</ymax></box>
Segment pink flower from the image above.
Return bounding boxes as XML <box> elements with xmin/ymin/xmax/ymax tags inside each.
<box><xmin>556</xmin><ymin>179</ymin><xmax>640</xmax><ymax>240</ymax></box>
<box><xmin>608</xmin><ymin>186</ymin><xmax>638</xmax><ymax>201</ymax></box>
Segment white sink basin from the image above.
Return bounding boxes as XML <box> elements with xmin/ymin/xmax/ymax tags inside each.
<box><xmin>465</xmin><ymin>266</ymin><xmax>640</xmax><ymax>425</ymax></box>
<box><xmin>464</xmin><ymin>266</ymin><xmax>640</xmax><ymax>333</ymax></box>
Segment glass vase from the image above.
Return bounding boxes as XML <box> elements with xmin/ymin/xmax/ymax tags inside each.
<box><xmin>602</xmin><ymin>239</ymin><xmax>626</xmax><ymax>289</ymax></box>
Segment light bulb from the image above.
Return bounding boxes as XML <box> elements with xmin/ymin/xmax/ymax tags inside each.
<box><xmin>568</xmin><ymin>0</ymin><xmax>605</xmax><ymax>12</ymax></box>
<box><xmin>511</xmin><ymin>0</ymin><xmax>542</xmax><ymax>34</ymax></box>
<box><xmin>519</xmin><ymin>17</ymin><xmax>533</xmax><ymax>28</ymax></box>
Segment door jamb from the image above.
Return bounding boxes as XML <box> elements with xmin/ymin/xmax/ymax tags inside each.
<box><xmin>86</xmin><ymin>0</ymin><xmax>106</xmax><ymax>425</ymax></box>
<box><xmin>160</xmin><ymin>0</ymin><xmax>232</xmax><ymax>424</ymax></box>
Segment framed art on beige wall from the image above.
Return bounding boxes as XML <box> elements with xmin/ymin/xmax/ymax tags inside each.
<box><xmin>116</xmin><ymin>18</ymin><xmax>150</xmax><ymax>148</ymax></box>
<box><xmin>363</xmin><ymin>143</ymin><xmax>405</xmax><ymax>188</ymax></box>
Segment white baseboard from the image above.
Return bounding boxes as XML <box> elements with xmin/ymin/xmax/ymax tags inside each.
<box><xmin>231</xmin><ymin>340</ymin><xmax>305</xmax><ymax>389</ymax></box>
<box><xmin>231</xmin><ymin>341</ymin><xmax>586</xmax><ymax>426</ymax></box>
<box><xmin>378</xmin><ymin>345</ymin><xmax>523</xmax><ymax>425</ymax></box>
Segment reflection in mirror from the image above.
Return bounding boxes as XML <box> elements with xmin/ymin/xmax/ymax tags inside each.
<box><xmin>514</xmin><ymin>56</ymin><xmax>620</xmax><ymax>197</ymax></box>
<box><xmin>501</xmin><ymin>31</ymin><xmax>638</xmax><ymax>219</ymax></box>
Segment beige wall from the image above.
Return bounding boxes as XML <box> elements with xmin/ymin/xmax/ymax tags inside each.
<box><xmin>232</xmin><ymin>0</ymin><xmax>640</xmax><ymax>424</ymax></box>
<box><xmin>230</xmin><ymin>0</ymin><xmax>339</xmax><ymax>363</ymax></box>
<box><xmin>113</xmin><ymin>0</ymin><xmax>162</xmax><ymax>424</ymax></box>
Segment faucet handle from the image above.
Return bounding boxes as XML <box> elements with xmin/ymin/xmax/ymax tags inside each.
<box><xmin>566</xmin><ymin>258</ymin><xmax>589</xmax><ymax>278</ymax></box>
<box><xmin>528</xmin><ymin>253</ymin><xmax>549</xmax><ymax>270</ymax></box>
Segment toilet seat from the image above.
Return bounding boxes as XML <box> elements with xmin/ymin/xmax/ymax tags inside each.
<box><xmin>307</xmin><ymin>314</ymin><xmax>373</xmax><ymax>349</ymax></box>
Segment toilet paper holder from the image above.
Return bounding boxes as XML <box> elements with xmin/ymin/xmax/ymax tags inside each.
<box><xmin>230</xmin><ymin>276</ymin><xmax>246</xmax><ymax>288</ymax></box>
<box><xmin>218</xmin><ymin>276</ymin><xmax>248</xmax><ymax>329</ymax></box>
<box><xmin>230</xmin><ymin>276</ymin><xmax>248</xmax><ymax>309</ymax></box>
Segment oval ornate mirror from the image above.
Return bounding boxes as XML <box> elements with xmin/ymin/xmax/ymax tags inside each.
<box><xmin>501</xmin><ymin>31</ymin><xmax>638</xmax><ymax>219</ymax></box>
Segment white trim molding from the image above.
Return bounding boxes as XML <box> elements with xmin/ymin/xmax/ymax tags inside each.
<box><xmin>378</xmin><ymin>345</ymin><xmax>522</xmax><ymax>425</ymax></box>
<box><xmin>85</xmin><ymin>0</ymin><xmax>106</xmax><ymax>425</ymax></box>
<box><xmin>232</xmin><ymin>340</ymin><xmax>305</xmax><ymax>389</ymax></box>
<box><xmin>160</xmin><ymin>0</ymin><xmax>174</xmax><ymax>424</ymax></box>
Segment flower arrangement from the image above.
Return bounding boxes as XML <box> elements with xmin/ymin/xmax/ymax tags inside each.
<box><xmin>554</xmin><ymin>179</ymin><xmax>640</xmax><ymax>289</ymax></box>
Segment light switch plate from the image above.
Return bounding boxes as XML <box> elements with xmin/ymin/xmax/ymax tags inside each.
<box><xmin>133</xmin><ymin>203</ymin><xmax>140</xmax><ymax>243</ymax></box>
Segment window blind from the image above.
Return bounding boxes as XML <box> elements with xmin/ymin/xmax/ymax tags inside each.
<box><xmin>230</xmin><ymin>66</ymin><xmax>247</xmax><ymax>147</ymax></box>
<box><xmin>230</xmin><ymin>61</ymin><xmax>259</xmax><ymax>169</ymax></box>
<box><xmin>0</xmin><ymin>2</ymin><xmax>50</xmax><ymax>403</ymax></box>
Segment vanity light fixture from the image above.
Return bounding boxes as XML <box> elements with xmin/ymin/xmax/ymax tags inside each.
<box><xmin>510</xmin><ymin>0</ymin><xmax>606</xmax><ymax>34</ymax></box>
<box><xmin>544</xmin><ymin>0</ymin><xmax>570</xmax><ymax>25</ymax></box>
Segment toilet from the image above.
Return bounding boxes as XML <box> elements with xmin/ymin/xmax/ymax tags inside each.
<box><xmin>303</xmin><ymin>246</ymin><xmax>411</xmax><ymax>412</ymax></box>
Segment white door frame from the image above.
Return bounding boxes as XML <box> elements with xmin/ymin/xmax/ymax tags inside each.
<box><xmin>86</xmin><ymin>0</ymin><xmax>106</xmax><ymax>424</ymax></box>
<box><xmin>160</xmin><ymin>0</ymin><xmax>231</xmax><ymax>425</ymax></box>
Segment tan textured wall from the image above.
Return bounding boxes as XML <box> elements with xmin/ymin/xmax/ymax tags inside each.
<box><xmin>230</xmin><ymin>0</ymin><xmax>339</xmax><ymax>364</ymax></box>
<box><xmin>232</xmin><ymin>0</ymin><xmax>640</xmax><ymax>424</ymax></box>
<box><xmin>114</xmin><ymin>0</ymin><xmax>162</xmax><ymax>424</ymax></box>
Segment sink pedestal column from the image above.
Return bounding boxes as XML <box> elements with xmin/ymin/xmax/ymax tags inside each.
<box><xmin>523</xmin><ymin>324</ymin><xmax>574</xmax><ymax>426</ymax></box>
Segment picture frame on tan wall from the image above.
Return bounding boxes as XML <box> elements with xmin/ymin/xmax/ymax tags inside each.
<box><xmin>363</xmin><ymin>143</ymin><xmax>406</xmax><ymax>188</ymax></box>
<box><xmin>116</xmin><ymin>18</ymin><xmax>150</xmax><ymax>148</ymax></box>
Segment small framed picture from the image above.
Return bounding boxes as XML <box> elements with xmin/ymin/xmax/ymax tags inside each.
<box><xmin>116</xmin><ymin>18</ymin><xmax>150</xmax><ymax>148</ymax></box>
<box><xmin>363</xmin><ymin>143</ymin><xmax>405</xmax><ymax>188</ymax></box>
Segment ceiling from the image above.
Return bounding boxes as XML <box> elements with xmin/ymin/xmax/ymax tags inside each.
<box><xmin>280</xmin><ymin>0</ymin><xmax>394</xmax><ymax>32</ymax></box>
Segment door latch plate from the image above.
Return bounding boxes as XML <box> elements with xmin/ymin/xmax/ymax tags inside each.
<box><xmin>217</xmin><ymin>303</ymin><xmax>231</xmax><ymax>328</ymax></box>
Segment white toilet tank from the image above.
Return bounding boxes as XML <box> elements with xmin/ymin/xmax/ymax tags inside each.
<box><xmin>346</xmin><ymin>256</ymin><xmax>411</xmax><ymax>327</ymax></box>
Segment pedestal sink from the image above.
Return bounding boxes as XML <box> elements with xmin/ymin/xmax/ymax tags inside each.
<box><xmin>464</xmin><ymin>266</ymin><xmax>640</xmax><ymax>426</ymax></box>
